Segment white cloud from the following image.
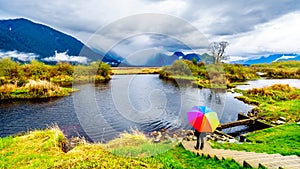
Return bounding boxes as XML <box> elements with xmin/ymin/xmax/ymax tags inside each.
<box><xmin>43</xmin><ymin>51</ymin><xmax>88</xmax><ymax>64</ymax></box>
<box><xmin>225</xmin><ymin>12</ymin><xmax>300</xmax><ymax>60</ymax></box>
<box><xmin>0</xmin><ymin>50</ymin><xmax>38</xmax><ymax>61</ymax></box>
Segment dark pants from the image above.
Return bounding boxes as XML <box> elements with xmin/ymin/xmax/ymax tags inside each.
<box><xmin>194</xmin><ymin>130</ymin><xmax>205</xmax><ymax>150</ymax></box>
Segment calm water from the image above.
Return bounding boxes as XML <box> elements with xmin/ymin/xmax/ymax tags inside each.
<box><xmin>236</xmin><ymin>79</ymin><xmax>300</xmax><ymax>90</ymax></box>
<box><xmin>2</xmin><ymin>75</ymin><xmax>297</xmax><ymax>142</ymax></box>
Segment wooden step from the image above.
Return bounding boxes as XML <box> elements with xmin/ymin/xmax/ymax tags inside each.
<box><xmin>231</xmin><ymin>154</ymin><xmax>282</xmax><ymax>168</ymax></box>
<box><xmin>259</xmin><ymin>158</ymin><xmax>300</xmax><ymax>169</ymax></box>
<box><xmin>279</xmin><ymin>163</ymin><xmax>300</xmax><ymax>169</ymax></box>
<box><xmin>182</xmin><ymin>140</ymin><xmax>300</xmax><ymax>169</ymax></box>
<box><xmin>255</xmin><ymin>156</ymin><xmax>300</xmax><ymax>169</ymax></box>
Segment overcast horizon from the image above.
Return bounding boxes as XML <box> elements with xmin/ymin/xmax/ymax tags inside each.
<box><xmin>1</xmin><ymin>0</ymin><xmax>300</xmax><ymax>62</ymax></box>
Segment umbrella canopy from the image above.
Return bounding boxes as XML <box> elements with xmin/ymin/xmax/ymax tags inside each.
<box><xmin>187</xmin><ymin>106</ymin><xmax>220</xmax><ymax>132</ymax></box>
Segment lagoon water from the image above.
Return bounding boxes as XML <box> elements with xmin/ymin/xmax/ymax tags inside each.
<box><xmin>2</xmin><ymin>75</ymin><xmax>298</xmax><ymax>142</ymax></box>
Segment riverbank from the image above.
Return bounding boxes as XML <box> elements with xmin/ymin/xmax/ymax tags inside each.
<box><xmin>0</xmin><ymin>127</ymin><xmax>246</xmax><ymax>169</ymax></box>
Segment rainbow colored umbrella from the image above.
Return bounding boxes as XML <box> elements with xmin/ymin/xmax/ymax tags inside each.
<box><xmin>187</xmin><ymin>106</ymin><xmax>220</xmax><ymax>132</ymax></box>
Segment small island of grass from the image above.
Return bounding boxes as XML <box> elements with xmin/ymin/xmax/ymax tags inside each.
<box><xmin>159</xmin><ymin>60</ymin><xmax>260</xmax><ymax>88</ymax></box>
<box><xmin>0</xmin><ymin>57</ymin><xmax>112</xmax><ymax>100</ymax></box>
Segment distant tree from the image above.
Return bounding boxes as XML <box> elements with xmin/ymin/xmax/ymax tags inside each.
<box><xmin>169</xmin><ymin>60</ymin><xmax>192</xmax><ymax>76</ymax></box>
<box><xmin>192</xmin><ymin>57</ymin><xmax>197</xmax><ymax>65</ymax></box>
<box><xmin>0</xmin><ymin>57</ymin><xmax>18</xmax><ymax>79</ymax></box>
<box><xmin>97</xmin><ymin>61</ymin><xmax>112</xmax><ymax>78</ymax></box>
<box><xmin>208</xmin><ymin>41</ymin><xmax>229</xmax><ymax>64</ymax></box>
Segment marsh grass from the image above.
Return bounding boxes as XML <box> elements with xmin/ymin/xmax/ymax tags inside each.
<box><xmin>0</xmin><ymin>80</ymin><xmax>74</xmax><ymax>100</ymax></box>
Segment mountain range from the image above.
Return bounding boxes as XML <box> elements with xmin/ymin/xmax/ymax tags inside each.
<box><xmin>233</xmin><ymin>54</ymin><xmax>300</xmax><ymax>65</ymax></box>
<box><xmin>0</xmin><ymin>18</ymin><xmax>208</xmax><ymax>66</ymax></box>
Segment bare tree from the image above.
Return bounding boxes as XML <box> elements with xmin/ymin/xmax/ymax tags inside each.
<box><xmin>208</xmin><ymin>41</ymin><xmax>229</xmax><ymax>64</ymax></box>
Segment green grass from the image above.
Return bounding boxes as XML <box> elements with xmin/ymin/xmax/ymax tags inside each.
<box><xmin>235</xmin><ymin>84</ymin><xmax>300</xmax><ymax>122</ymax></box>
<box><xmin>100</xmin><ymin>129</ymin><xmax>177</xmax><ymax>158</ymax></box>
<box><xmin>211</xmin><ymin>123</ymin><xmax>300</xmax><ymax>156</ymax></box>
<box><xmin>0</xmin><ymin>127</ymin><xmax>249</xmax><ymax>169</ymax></box>
<box><xmin>153</xmin><ymin>144</ymin><xmax>250</xmax><ymax>169</ymax></box>
<box><xmin>259</xmin><ymin>100</ymin><xmax>300</xmax><ymax>122</ymax></box>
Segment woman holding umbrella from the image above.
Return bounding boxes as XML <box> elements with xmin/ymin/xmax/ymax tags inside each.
<box><xmin>194</xmin><ymin>130</ymin><xmax>206</xmax><ymax>150</ymax></box>
<box><xmin>187</xmin><ymin>106</ymin><xmax>220</xmax><ymax>150</ymax></box>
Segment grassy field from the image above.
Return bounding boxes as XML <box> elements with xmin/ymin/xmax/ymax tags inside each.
<box><xmin>0</xmin><ymin>127</ymin><xmax>248</xmax><ymax>169</ymax></box>
<box><xmin>112</xmin><ymin>67</ymin><xmax>161</xmax><ymax>75</ymax></box>
<box><xmin>211</xmin><ymin>123</ymin><xmax>300</xmax><ymax>156</ymax></box>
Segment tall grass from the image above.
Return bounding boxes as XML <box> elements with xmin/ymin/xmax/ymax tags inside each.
<box><xmin>0</xmin><ymin>84</ymin><xmax>17</xmax><ymax>99</ymax></box>
<box><xmin>0</xmin><ymin>80</ymin><xmax>73</xmax><ymax>100</ymax></box>
<box><xmin>0</xmin><ymin>127</ymin><xmax>246</xmax><ymax>169</ymax></box>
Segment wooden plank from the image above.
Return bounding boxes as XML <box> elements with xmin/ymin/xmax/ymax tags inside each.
<box><xmin>218</xmin><ymin>119</ymin><xmax>253</xmax><ymax>129</ymax></box>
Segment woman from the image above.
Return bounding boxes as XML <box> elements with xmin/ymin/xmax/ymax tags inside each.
<box><xmin>194</xmin><ymin>130</ymin><xmax>206</xmax><ymax>150</ymax></box>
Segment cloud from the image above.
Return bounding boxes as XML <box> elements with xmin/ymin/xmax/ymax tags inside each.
<box><xmin>43</xmin><ymin>51</ymin><xmax>88</xmax><ymax>64</ymax></box>
<box><xmin>182</xmin><ymin>0</ymin><xmax>300</xmax><ymax>37</ymax></box>
<box><xmin>1</xmin><ymin>0</ymin><xmax>300</xmax><ymax>60</ymax></box>
<box><xmin>0</xmin><ymin>50</ymin><xmax>38</xmax><ymax>61</ymax></box>
<box><xmin>273</xmin><ymin>55</ymin><xmax>297</xmax><ymax>62</ymax></box>
<box><xmin>226</xmin><ymin>12</ymin><xmax>300</xmax><ymax>60</ymax></box>
<box><xmin>87</xmin><ymin>13</ymin><xmax>209</xmax><ymax>59</ymax></box>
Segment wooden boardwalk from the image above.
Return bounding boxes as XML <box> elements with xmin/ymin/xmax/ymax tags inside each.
<box><xmin>182</xmin><ymin>141</ymin><xmax>300</xmax><ymax>169</ymax></box>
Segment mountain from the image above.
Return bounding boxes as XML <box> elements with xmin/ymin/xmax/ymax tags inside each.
<box><xmin>146</xmin><ymin>53</ymin><xmax>178</xmax><ymax>66</ymax></box>
<box><xmin>119</xmin><ymin>51</ymin><xmax>212</xmax><ymax>66</ymax></box>
<box><xmin>0</xmin><ymin>18</ymin><xmax>121</xmax><ymax>65</ymax></box>
<box><xmin>234</xmin><ymin>54</ymin><xmax>300</xmax><ymax>65</ymax></box>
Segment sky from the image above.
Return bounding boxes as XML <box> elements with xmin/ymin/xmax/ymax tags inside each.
<box><xmin>1</xmin><ymin>0</ymin><xmax>300</xmax><ymax>61</ymax></box>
